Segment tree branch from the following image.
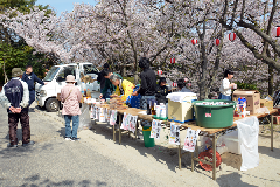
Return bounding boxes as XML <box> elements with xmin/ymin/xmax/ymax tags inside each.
<box><xmin>235</xmin><ymin>29</ymin><xmax>280</xmax><ymax>69</ymax></box>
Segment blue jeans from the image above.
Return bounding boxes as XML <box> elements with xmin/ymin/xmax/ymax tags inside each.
<box><xmin>103</xmin><ymin>89</ymin><xmax>112</xmax><ymax>99</ymax></box>
<box><xmin>218</xmin><ymin>93</ymin><xmax>231</xmax><ymax>101</ymax></box>
<box><xmin>64</xmin><ymin>115</ymin><xmax>79</xmax><ymax>138</ymax></box>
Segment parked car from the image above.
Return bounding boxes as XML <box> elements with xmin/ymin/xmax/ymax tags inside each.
<box><xmin>35</xmin><ymin>62</ymin><xmax>99</xmax><ymax>112</ymax></box>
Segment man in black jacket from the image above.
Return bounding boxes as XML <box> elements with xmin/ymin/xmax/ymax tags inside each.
<box><xmin>155</xmin><ymin>77</ymin><xmax>170</xmax><ymax>104</ymax></box>
<box><xmin>97</xmin><ymin>63</ymin><xmax>110</xmax><ymax>94</ymax></box>
<box><xmin>133</xmin><ymin>57</ymin><xmax>156</xmax><ymax>115</ymax></box>
<box><xmin>21</xmin><ymin>64</ymin><xmax>47</xmax><ymax>106</ymax></box>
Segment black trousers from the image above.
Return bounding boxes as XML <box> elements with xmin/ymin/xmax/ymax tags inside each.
<box><xmin>8</xmin><ymin>111</ymin><xmax>30</xmax><ymax>145</ymax></box>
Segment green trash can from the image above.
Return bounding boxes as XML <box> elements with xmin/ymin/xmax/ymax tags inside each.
<box><xmin>193</xmin><ymin>101</ymin><xmax>236</xmax><ymax>129</ymax></box>
<box><xmin>142</xmin><ymin>126</ymin><xmax>155</xmax><ymax>147</ymax></box>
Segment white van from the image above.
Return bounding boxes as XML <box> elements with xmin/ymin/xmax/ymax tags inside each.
<box><xmin>35</xmin><ymin>62</ymin><xmax>100</xmax><ymax>112</ymax></box>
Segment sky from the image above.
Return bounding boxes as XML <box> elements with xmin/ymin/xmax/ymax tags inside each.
<box><xmin>35</xmin><ymin>0</ymin><xmax>98</xmax><ymax>17</ymax></box>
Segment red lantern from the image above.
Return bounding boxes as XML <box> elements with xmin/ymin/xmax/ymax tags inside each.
<box><xmin>170</xmin><ymin>58</ymin><xmax>175</xmax><ymax>63</ymax></box>
<box><xmin>272</xmin><ymin>27</ymin><xmax>280</xmax><ymax>37</ymax></box>
<box><xmin>173</xmin><ymin>82</ymin><xmax>177</xmax><ymax>87</ymax></box>
<box><xmin>229</xmin><ymin>33</ymin><xmax>236</xmax><ymax>41</ymax></box>
<box><xmin>173</xmin><ymin>58</ymin><xmax>175</xmax><ymax>64</ymax></box>
<box><xmin>184</xmin><ymin>78</ymin><xmax>188</xmax><ymax>82</ymax></box>
<box><xmin>215</xmin><ymin>39</ymin><xmax>219</xmax><ymax>46</ymax></box>
<box><xmin>191</xmin><ymin>39</ymin><xmax>197</xmax><ymax>44</ymax></box>
<box><xmin>158</xmin><ymin>70</ymin><xmax>162</xmax><ymax>75</ymax></box>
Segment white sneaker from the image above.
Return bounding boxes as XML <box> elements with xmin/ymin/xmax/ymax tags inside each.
<box><xmin>65</xmin><ymin>137</ymin><xmax>71</xmax><ymax>140</ymax></box>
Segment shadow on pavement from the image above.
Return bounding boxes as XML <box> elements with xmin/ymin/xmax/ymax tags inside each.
<box><xmin>81</xmin><ymin>119</ymin><xmax>189</xmax><ymax>174</ymax></box>
<box><xmin>258</xmin><ymin>145</ymin><xmax>280</xmax><ymax>160</ymax></box>
<box><xmin>216</xmin><ymin>173</ymin><xmax>259</xmax><ymax>187</ymax></box>
<box><xmin>0</xmin><ymin>173</ymin><xmax>107</xmax><ymax>187</ymax></box>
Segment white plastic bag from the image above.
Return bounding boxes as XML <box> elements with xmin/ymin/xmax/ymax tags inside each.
<box><xmin>236</xmin><ymin>116</ymin><xmax>259</xmax><ymax>171</ymax></box>
<box><xmin>79</xmin><ymin>104</ymin><xmax>91</xmax><ymax>130</ymax></box>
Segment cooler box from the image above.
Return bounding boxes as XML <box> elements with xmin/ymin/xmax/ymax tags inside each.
<box><xmin>166</xmin><ymin>92</ymin><xmax>197</xmax><ymax>123</ymax></box>
<box><xmin>232</xmin><ymin>90</ymin><xmax>260</xmax><ymax>114</ymax></box>
<box><xmin>223</xmin><ymin>130</ymin><xmax>241</xmax><ymax>154</ymax></box>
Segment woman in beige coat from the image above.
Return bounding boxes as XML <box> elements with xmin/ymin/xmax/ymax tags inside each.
<box><xmin>60</xmin><ymin>75</ymin><xmax>82</xmax><ymax>141</ymax></box>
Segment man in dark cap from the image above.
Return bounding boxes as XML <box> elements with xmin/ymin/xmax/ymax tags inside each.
<box><xmin>155</xmin><ymin>77</ymin><xmax>170</xmax><ymax>104</ymax></box>
<box><xmin>97</xmin><ymin>63</ymin><xmax>110</xmax><ymax>96</ymax></box>
<box><xmin>3</xmin><ymin>68</ymin><xmax>33</xmax><ymax>147</ymax></box>
<box><xmin>132</xmin><ymin>57</ymin><xmax>156</xmax><ymax>115</ymax></box>
<box><xmin>21</xmin><ymin>64</ymin><xmax>47</xmax><ymax>106</ymax></box>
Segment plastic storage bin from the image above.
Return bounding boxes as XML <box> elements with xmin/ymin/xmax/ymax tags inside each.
<box><xmin>193</xmin><ymin>101</ymin><xmax>236</xmax><ymax>129</ymax></box>
<box><xmin>223</xmin><ymin>130</ymin><xmax>241</xmax><ymax>154</ymax></box>
<box><xmin>126</xmin><ymin>85</ymin><xmax>141</xmax><ymax>109</ymax></box>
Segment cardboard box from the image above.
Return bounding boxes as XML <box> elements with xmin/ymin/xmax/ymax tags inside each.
<box><xmin>232</xmin><ymin>90</ymin><xmax>260</xmax><ymax>114</ymax></box>
<box><xmin>260</xmin><ymin>95</ymin><xmax>273</xmax><ymax>110</ymax></box>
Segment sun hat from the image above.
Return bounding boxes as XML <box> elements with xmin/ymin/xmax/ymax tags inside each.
<box><xmin>65</xmin><ymin>75</ymin><xmax>76</xmax><ymax>83</ymax></box>
<box><xmin>12</xmin><ymin>68</ymin><xmax>23</xmax><ymax>77</ymax></box>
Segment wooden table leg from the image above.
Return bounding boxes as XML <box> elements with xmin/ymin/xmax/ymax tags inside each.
<box><xmin>113</xmin><ymin>124</ymin><xmax>116</xmax><ymax>142</ymax></box>
<box><xmin>191</xmin><ymin>152</ymin><xmax>194</xmax><ymax>172</ymax></box>
<box><xmin>135</xmin><ymin>120</ymin><xmax>138</xmax><ymax>141</ymax></box>
<box><xmin>179</xmin><ymin>144</ymin><xmax>182</xmax><ymax>170</ymax></box>
<box><xmin>128</xmin><ymin>131</ymin><xmax>131</xmax><ymax>138</ymax></box>
<box><xmin>212</xmin><ymin>134</ymin><xmax>217</xmax><ymax>180</ymax></box>
<box><xmin>119</xmin><ymin>114</ymin><xmax>121</xmax><ymax>145</ymax></box>
<box><xmin>271</xmin><ymin>115</ymin><xmax>274</xmax><ymax>152</ymax></box>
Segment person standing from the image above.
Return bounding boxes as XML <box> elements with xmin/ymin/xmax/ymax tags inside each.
<box><xmin>177</xmin><ymin>78</ymin><xmax>192</xmax><ymax>92</ymax></box>
<box><xmin>97</xmin><ymin>63</ymin><xmax>110</xmax><ymax>95</ymax></box>
<box><xmin>3</xmin><ymin>68</ymin><xmax>32</xmax><ymax>147</ymax></box>
<box><xmin>218</xmin><ymin>69</ymin><xmax>237</xmax><ymax>101</ymax></box>
<box><xmin>60</xmin><ymin>75</ymin><xmax>82</xmax><ymax>141</ymax></box>
<box><xmin>21</xmin><ymin>64</ymin><xmax>47</xmax><ymax>106</ymax></box>
<box><xmin>132</xmin><ymin>57</ymin><xmax>156</xmax><ymax>115</ymax></box>
<box><xmin>155</xmin><ymin>77</ymin><xmax>170</xmax><ymax>104</ymax></box>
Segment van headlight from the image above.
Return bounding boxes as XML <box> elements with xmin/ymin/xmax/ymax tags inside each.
<box><xmin>40</xmin><ymin>90</ymin><xmax>47</xmax><ymax>97</ymax></box>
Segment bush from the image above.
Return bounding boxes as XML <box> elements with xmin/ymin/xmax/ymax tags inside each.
<box><xmin>236</xmin><ymin>82</ymin><xmax>258</xmax><ymax>91</ymax></box>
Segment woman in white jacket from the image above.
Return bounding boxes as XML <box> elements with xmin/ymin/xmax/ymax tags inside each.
<box><xmin>218</xmin><ymin>69</ymin><xmax>236</xmax><ymax>101</ymax></box>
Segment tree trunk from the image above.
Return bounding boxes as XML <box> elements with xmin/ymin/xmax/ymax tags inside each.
<box><xmin>4</xmin><ymin>58</ymin><xmax>8</xmax><ymax>83</ymax></box>
<box><xmin>268</xmin><ymin>63</ymin><xmax>273</xmax><ymax>96</ymax></box>
<box><xmin>197</xmin><ymin>18</ymin><xmax>208</xmax><ymax>101</ymax></box>
<box><xmin>208</xmin><ymin>28</ymin><xmax>225</xmax><ymax>94</ymax></box>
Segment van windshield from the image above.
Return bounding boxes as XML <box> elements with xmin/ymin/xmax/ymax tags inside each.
<box><xmin>84</xmin><ymin>64</ymin><xmax>99</xmax><ymax>75</ymax></box>
<box><xmin>43</xmin><ymin>67</ymin><xmax>60</xmax><ymax>82</ymax></box>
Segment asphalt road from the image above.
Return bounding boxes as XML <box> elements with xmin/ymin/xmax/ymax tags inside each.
<box><xmin>0</xmin><ymin>105</ymin><xmax>155</xmax><ymax>187</ymax></box>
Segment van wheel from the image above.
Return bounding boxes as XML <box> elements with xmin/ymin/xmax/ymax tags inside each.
<box><xmin>40</xmin><ymin>105</ymin><xmax>46</xmax><ymax>110</ymax></box>
<box><xmin>46</xmin><ymin>98</ymin><xmax>58</xmax><ymax>112</ymax></box>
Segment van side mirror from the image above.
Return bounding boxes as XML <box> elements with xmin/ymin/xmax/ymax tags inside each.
<box><xmin>57</xmin><ymin>76</ymin><xmax>63</xmax><ymax>82</ymax></box>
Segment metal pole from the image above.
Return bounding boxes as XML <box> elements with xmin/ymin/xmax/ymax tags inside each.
<box><xmin>271</xmin><ymin>115</ymin><xmax>273</xmax><ymax>152</ymax></box>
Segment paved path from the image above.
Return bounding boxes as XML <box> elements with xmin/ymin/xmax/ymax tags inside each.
<box><xmin>0</xmin><ymin>105</ymin><xmax>155</xmax><ymax>187</ymax></box>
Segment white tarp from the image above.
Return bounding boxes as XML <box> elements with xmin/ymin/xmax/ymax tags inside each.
<box><xmin>236</xmin><ymin>116</ymin><xmax>259</xmax><ymax>171</ymax></box>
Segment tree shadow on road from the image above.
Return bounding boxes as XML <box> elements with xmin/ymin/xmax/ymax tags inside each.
<box><xmin>216</xmin><ymin>172</ymin><xmax>259</xmax><ymax>187</ymax></box>
<box><xmin>1</xmin><ymin>173</ymin><xmax>107</xmax><ymax>187</ymax></box>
